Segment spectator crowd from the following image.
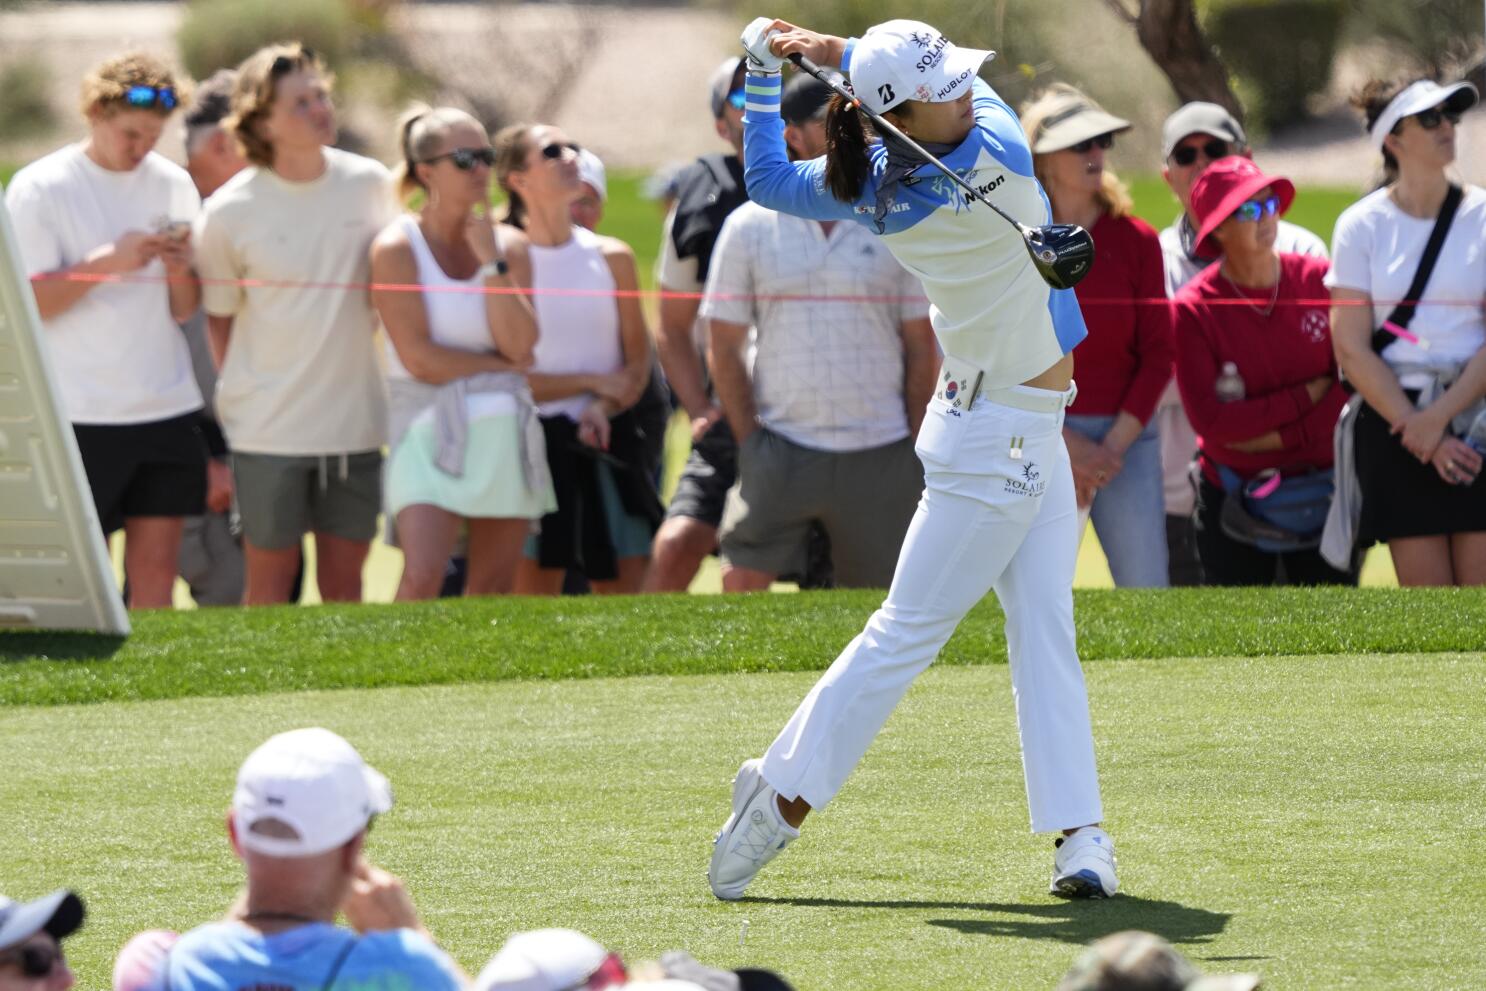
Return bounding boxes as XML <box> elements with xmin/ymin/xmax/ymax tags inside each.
<box><xmin>3</xmin><ymin>42</ymin><xmax>1484</xmax><ymax>609</ymax></box>
<box><xmin>1</xmin><ymin>726</ymin><xmax>1263</xmax><ymax>991</ymax></box>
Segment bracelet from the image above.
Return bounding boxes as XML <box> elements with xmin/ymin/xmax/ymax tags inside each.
<box><xmin>476</xmin><ymin>258</ymin><xmax>508</xmax><ymax>279</ymax></box>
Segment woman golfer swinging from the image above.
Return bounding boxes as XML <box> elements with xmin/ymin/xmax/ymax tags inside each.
<box><xmin>708</xmin><ymin>17</ymin><xmax>1119</xmax><ymax>900</ymax></box>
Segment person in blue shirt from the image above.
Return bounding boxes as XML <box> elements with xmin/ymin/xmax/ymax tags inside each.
<box><xmin>141</xmin><ymin>729</ymin><xmax>465</xmax><ymax>991</ymax></box>
<box><xmin>708</xmin><ymin>17</ymin><xmax>1120</xmax><ymax>902</ymax></box>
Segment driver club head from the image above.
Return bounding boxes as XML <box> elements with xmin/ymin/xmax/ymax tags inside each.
<box><xmin>1023</xmin><ymin>224</ymin><xmax>1095</xmax><ymax>290</ymax></box>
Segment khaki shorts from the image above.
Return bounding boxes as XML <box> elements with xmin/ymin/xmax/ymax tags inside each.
<box><xmin>232</xmin><ymin>450</ymin><xmax>383</xmax><ymax>550</ymax></box>
<box><xmin>720</xmin><ymin>429</ymin><xmax>923</xmax><ymax>588</ymax></box>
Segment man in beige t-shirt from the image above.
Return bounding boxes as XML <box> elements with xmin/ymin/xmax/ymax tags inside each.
<box><xmin>195</xmin><ymin>44</ymin><xmax>394</xmax><ymax>605</ymax></box>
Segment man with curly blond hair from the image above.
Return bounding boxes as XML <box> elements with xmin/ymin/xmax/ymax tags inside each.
<box><xmin>5</xmin><ymin>51</ymin><xmax>206</xmax><ymax>609</ymax></box>
<box><xmin>194</xmin><ymin>44</ymin><xmax>396</xmax><ymax>605</ymax></box>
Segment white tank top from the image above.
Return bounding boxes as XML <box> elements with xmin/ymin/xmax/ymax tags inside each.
<box><xmin>385</xmin><ymin>214</ymin><xmax>499</xmax><ymax>381</ymax></box>
<box><xmin>528</xmin><ymin>225</ymin><xmax>622</xmax><ymax>421</ymax></box>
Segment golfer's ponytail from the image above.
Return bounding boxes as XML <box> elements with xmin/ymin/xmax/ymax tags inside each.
<box><xmin>824</xmin><ymin>93</ymin><xmax>871</xmax><ymax>203</ymax></box>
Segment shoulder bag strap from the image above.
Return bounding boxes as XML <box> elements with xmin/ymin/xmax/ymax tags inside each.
<box><xmin>1371</xmin><ymin>183</ymin><xmax>1463</xmax><ymax>353</ymax></box>
<box><xmin>320</xmin><ymin>935</ymin><xmax>360</xmax><ymax>991</ymax></box>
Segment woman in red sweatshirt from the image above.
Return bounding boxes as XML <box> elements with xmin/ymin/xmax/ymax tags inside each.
<box><xmin>1022</xmin><ymin>85</ymin><xmax>1174</xmax><ymax>587</ymax></box>
<box><xmin>1173</xmin><ymin>158</ymin><xmax>1356</xmax><ymax>585</ymax></box>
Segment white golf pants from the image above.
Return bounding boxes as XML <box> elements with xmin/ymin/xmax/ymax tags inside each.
<box><xmin>760</xmin><ymin>384</ymin><xmax>1103</xmax><ymax>834</ymax></box>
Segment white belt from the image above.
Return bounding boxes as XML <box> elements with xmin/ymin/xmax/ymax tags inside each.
<box><xmin>981</xmin><ymin>381</ymin><xmax>1078</xmax><ymax>413</ymax></box>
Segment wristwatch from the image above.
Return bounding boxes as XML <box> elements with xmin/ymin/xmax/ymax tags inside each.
<box><xmin>476</xmin><ymin>258</ymin><xmax>509</xmax><ymax>279</ymax></box>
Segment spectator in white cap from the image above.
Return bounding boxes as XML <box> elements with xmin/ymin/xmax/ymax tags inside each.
<box><xmin>1152</xmin><ymin>101</ymin><xmax>1329</xmax><ymax>586</ymax></box>
<box><xmin>473</xmin><ymin>928</ymin><xmax>628</xmax><ymax>991</ymax></box>
<box><xmin>1056</xmin><ymin>930</ymin><xmax>1260</xmax><ymax>991</ymax></box>
<box><xmin>150</xmin><ymin>728</ymin><xmax>465</xmax><ymax>990</ymax></box>
<box><xmin>1327</xmin><ymin>77</ymin><xmax>1486</xmax><ymax>586</ymax></box>
<box><xmin>0</xmin><ymin>890</ymin><xmax>82</xmax><ymax>991</ymax></box>
<box><xmin>572</xmin><ymin>147</ymin><xmax>608</xmax><ymax>232</ymax></box>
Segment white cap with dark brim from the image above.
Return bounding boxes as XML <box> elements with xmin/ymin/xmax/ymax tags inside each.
<box><xmin>1371</xmin><ymin>80</ymin><xmax>1478</xmax><ymax>150</ymax></box>
<box><xmin>0</xmin><ymin>890</ymin><xmax>84</xmax><ymax>951</ymax></box>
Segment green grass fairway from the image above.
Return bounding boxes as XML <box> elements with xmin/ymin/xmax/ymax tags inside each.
<box><xmin>4</xmin><ymin>652</ymin><xmax>1484</xmax><ymax>990</ymax></box>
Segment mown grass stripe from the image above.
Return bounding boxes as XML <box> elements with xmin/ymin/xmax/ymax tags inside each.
<box><xmin>2</xmin><ymin>587</ymin><xmax>1484</xmax><ymax>707</ymax></box>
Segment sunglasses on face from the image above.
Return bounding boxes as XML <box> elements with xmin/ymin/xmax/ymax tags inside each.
<box><xmin>1068</xmin><ymin>133</ymin><xmax>1115</xmax><ymax>154</ymax></box>
<box><xmin>425</xmin><ymin>146</ymin><xmax>496</xmax><ymax>170</ymax></box>
<box><xmin>541</xmin><ymin>140</ymin><xmax>581</xmax><ymax>161</ymax></box>
<box><xmin>727</xmin><ymin>89</ymin><xmax>747</xmax><ymax>111</ymax></box>
<box><xmin>0</xmin><ymin>943</ymin><xmax>63</xmax><ymax>979</ymax></box>
<box><xmin>1170</xmin><ymin>138</ymin><xmax>1232</xmax><ymax>167</ymax></box>
<box><xmin>561</xmin><ymin>951</ymin><xmax>627</xmax><ymax>991</ymax></box>
<box><xmin>1232</xmin><ymin>195</ymin><xmax>1280</xmax><ymax>223</ymax></box>
<box><xmin>1412</xmin><ymin>105</ymin><xmax>1462</xmax><ymax>130</ymax></box>
<box><xmin>124</xmin><ymin>84</ymin><xmax>177</xmax><ymax>110</ymax></box>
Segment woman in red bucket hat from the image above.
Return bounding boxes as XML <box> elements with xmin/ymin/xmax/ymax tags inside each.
<box><xmin>1170</xmin><ymin>157</ymin><xmax>1358</xmax><ymax>584</ymax></box>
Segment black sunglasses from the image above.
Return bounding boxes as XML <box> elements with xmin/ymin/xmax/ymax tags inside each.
<box><xmin>1412</xmin><ymin>106</ymin><xmax>1462</xmax><ymax>130</ymax></box>
<box><xmin>541</xmin><ymin>141</ymin><xmax>581</xmax><ymax>160</ymax></box>
<box><xmin>270</xmin><ymin>48</ymin><xmax>317</xmax><ymax>76</ymax></box>
<box><xmin>1170</xmin><ymin>138</ymin><xmax>1232</xmax><ymax>167</ymax></box>
<box><xmin>0</xmin><ymin>943</ymin><xmax>62</xmax><ymax>979</ymax></box>
<box><xmin>424</xmin><ymin>146</ymin><xmax>496</xmax><ymax>170</ymax></box>
<box><xmin>1068</xmin><ymin>133</ymin><xmax>1115</xmax><ymax>154</ymax></box>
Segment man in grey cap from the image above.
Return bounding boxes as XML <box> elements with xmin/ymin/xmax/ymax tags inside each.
<box><xmin>645</xmin><ymin>56</ymin><xmax>753</xmax><ymax>592</ymax></box>
<box><xmin>1057</xmin><ymin>930</ymin><xmax>1261</xmax><ymax>991</ymax></box>
<box><xmin>1154</xmin><ymin>102</ymin><xmax>1328</xmax><ymax>586</ymax></box>
<box><xmin>0</xmin><ymin>889</ymin><xmax>83</xmax><ymax>990</ymax></box>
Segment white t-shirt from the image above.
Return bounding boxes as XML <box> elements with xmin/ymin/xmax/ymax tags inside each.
<box><xmin>1326</xmin><ymin>185</ymin><xmax>1486</xmax><ymax>389</ymax></box>
<box><xmin>701</xmin><ymin>202</ymin><xmax>929</xmax><ymax>452</ymax></box>
<box><xmin>195</xmin><ymin>148</ymin><xmax>394</xmax><ymax>455</ymax></box>
<box><xmin>5</xmin><ymin>145</ymin><xmax>203</xmax><ymax>424</ymax></box>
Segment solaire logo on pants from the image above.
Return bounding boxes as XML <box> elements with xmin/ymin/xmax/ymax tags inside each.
<box><xmin>1004</xmin><ymin>459</ymin><xmax>1045</xmax><ymax>498</ymax></box>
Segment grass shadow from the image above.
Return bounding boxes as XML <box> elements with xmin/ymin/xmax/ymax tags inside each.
<box><xmin>0</xmin><ymin>632</ymin><xmax>127</xmax><ymax>664</ymax></box>
<box><xmin>742</xmin><ymin>895</ymin><xmax>1229</xmax><ymax>947</ymax></box>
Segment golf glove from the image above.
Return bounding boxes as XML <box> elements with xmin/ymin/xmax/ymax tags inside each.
<box><xmin>740</xmin><ymin>17</ymin><xmax>785</xmax><ymax>73</ymax></box>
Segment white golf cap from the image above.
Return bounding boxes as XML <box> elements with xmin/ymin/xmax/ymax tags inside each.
<box><xmin>0</xmin><ymin>890</ymin><xmax>83</xmax><ymax>951</ymax></box>
<box><xmin>848</xmin><ymin>19</ymin><xmax>995</xmax><ymax>115</ymax></box>
<box><xmin>472</xmin><ymin>929</ymin><xmax>620</xmax><ymax>991</ymax></box>
<box><xmin>1371</xmin><ymin>79</ymin><xmax>1478</xmax><ymax>150</ymax></box>
<box><xmin>232</xmin><ymin>728</ymin><xmax>392</xmax><ymax>858</ymax></box>
<box><xmin>576</xmin><ymin>148</ymin><xmax>607</xmax><ymax>202</ymax></box>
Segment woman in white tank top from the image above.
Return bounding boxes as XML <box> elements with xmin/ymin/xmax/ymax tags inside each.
<box><xmin>493</xmin><ymin>122</ymin><xmax>660</xmax><ymax>594</ymax></box>
<box><xmin>370</xmin><ymin>108</ymin><xmax>556</xmax><ymax>599</ymax></box>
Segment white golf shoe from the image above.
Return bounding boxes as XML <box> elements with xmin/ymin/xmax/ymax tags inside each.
<box><xmin>708</xmin><ymin>759</ymin><xmax>799</xmax><ymax>900</ymax></box>
<box><xmin>1050</xmin><ymin>826</ymin><xmax>1119</xmax><ymax>898</ymax></box>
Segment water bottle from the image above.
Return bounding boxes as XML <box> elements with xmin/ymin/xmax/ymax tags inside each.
<box><xmin>1464</xmin><ymin>407</ymin><xmax>1486</xmax><ymax>455</ymax></box>
<box><xmin>1215</xmin><ymin>362</ymin><xmax>1246</xmax><ymax>403</ymax></box>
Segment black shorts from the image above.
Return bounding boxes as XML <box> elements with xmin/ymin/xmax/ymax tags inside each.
<box><xmin>1355</xmin><ymin>400</ymin><xmax>1486</xmax><ymax>545</ymax></box>
<box><xmin>73</xmin><ymin>413</ymin><xmax>208</xmax><ymax>534</ymax></box>
<box><xmin>664</xmin><ymin>417</ymin><xmax>737</xmax><ymax>527</ymax></box>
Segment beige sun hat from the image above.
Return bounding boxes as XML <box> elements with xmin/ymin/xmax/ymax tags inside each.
<box><xmin>1027</xmin><ymin>84</ymin><xmax>1132</xmax><ymax>155</ymax></box>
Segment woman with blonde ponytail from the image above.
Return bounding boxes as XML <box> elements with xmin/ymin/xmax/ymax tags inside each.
<box><xmin>370</xmin><ymin>106</ymin><xmax>553</xmax><ymax>600</ymax></box>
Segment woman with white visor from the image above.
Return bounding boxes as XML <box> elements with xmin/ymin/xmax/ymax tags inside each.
<box><xmin>708</xmin><ymin>17</ymin><xmax>1117</xmax><ymax>901</ymax></box>
<box><xmin>1329</xmin><ymin>78</ymin><xmax>1486</xmax><ymax>585</ymax></box>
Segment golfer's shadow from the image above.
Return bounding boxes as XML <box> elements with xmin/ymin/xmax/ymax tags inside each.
<box><xmin>740</xmin><ymin>895</ymin><xmax>1229</xmax><ymax>947</ymax></box>
<box><xmin>0</xmin><ymin>632</ymin><xmax>126</xmax><ymax>664</ymax></box>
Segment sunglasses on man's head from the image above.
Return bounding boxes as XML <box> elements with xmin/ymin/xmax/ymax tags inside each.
<box><xmin>561</xmin><ymin>951</ymin><xmax>626</xmax><ymax>991</ymax></box>
<box><xmin>125</xmin><ymin>84</ymin><xmax>177</xmax><ymax>111</ymax></box>
<box><xmin>1068</xmin><ymin>132</ymin><xmax>1115</xmax><ymax>154</ymax></box>
<box><xmin>270</xmin><ymin>48</ymin><xmax>317</xmax><ymax>76</ymax></box>
<box><xmin>541</xmin><ymin>140</ymin><xmax>581</xmax><ymax>160</ymax></box>
<box><xmin>1412</xmin><ymin>106</ymin><xmax>1462</xmax><ymax>131</ymax></box>
<box><xmin>0</xmin><ymin>943</ymin><xmax>63</xmax><ymax>979</ymax></box>
<box><xmin>1232</xmin><ymin>195</ymin><xmax>1280</xmax><ymax>223</ymax></box>
<box><xmin>425</xmin><ymin>146</ymin><xmax>496</xmax><ymax>171</ymax></box>
<box><xmin>1170</xmin><ymin>138</ymin><xmax>1232</xmax><ymax>167</ymax></box>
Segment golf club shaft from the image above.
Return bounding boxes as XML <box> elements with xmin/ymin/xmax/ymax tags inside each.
<box><xmin>786</xmin><ymin>52</ymin><xmax>1031</xmax><ymax>236</ymax></box>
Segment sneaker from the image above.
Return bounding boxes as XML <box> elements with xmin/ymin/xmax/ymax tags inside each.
<box><xmin>708</xmin><ymin>759</ymin><xmax>799</xmax><ymax>900</ymax></box>
<box><xmin>1050</xmin><ymin>826</ymin><xmax>1119</xmax><ymax>898</ymax></box>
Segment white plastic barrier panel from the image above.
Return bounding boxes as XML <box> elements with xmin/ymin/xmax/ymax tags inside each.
<box><xmin>0</xmin><ymin>196</ymin><xmax>130</xmax><ymax>635</ymax></box>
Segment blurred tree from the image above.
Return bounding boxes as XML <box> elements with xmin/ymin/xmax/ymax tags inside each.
<box><xmin>1100</xmin><ymin>0</ymin><xmax>1242</xmax><ymax>116</ymax></box>
<box><xmin>1345</xmin><ymin>0</ymin><xmax>1483</xmax><ymax>77</ymax></box>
